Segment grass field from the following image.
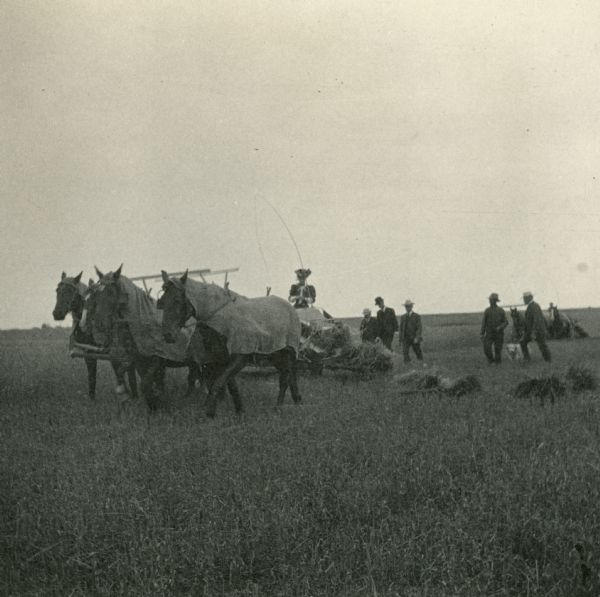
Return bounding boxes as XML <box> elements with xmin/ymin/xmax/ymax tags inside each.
<box><xmin>2</xmin><ymin>310</ymin><xmax>600</xmax><ymax>596</ymax></box>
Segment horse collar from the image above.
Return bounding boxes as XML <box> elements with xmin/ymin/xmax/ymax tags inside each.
<box><xmin>203</xmin><ymin>296</ymin><xmax>235</xmax><ymax>320</ymax></box>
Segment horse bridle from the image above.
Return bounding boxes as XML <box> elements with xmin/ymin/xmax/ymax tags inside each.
<box><xmin>160</xmin><ymin>280</ymin><xmax>235</xmax><ymax>326</ymax></box>
<box><xmin>57</xmin><ymin>280</ymin><xmax>85</xmax><ymax>318</ymax></box>
<box><xmin>159</xmin><ymin>282</ymin><xmax>196</xmax><ymax>328</ymax></box>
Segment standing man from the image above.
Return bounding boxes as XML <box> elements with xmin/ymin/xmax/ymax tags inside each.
<box><xmin>289</xmin><ymin>268</ymin><xmax>316</xmax><ymax>309</ymax></box>
<box><xmin>399</xmin><ymin>299</ymin><xmax>424</xmax><ymax>364</ymax></box>
<box><xmin>360</xmin><ymin>308</ymin><xmax>379</xmax><ymax>343</ymax></box>
<box><xmin>520</xmin><ymin>291</ymin><xmax>552</xmax><ymax>362</ymax></box>
<box><xmin>480</xmin><ymin>293</ymin><xmax>508</xmax><ymax>364</ymax></box>
<box><xmin>374</xmin><ymin>296</ymin><xmax>398</xmax><ymax>350</ymax></box>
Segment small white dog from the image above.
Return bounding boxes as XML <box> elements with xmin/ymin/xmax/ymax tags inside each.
<box><xmin>506</xmin><ymin>342</ymin><xmax>523</xmax><ymax>361</ymax></box>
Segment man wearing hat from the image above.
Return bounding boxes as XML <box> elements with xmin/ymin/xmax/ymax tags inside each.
<box><xmin>399</xmin><ymin>300</ymin><xmax>424</xmax><ymax>363</ymax></box>
<box><xmin>374</xmin><ymin>297</ymin><xmax>398</xmax><ymax>349</ymax></box>
<box><xmin>480</xmin><ymin>293</ymin><xmax>509</xmax><ymax>364</ymax></box>
<box><xmin>360</xmin><ymin>308</ymin><xmax>379</xmax><ymax>343</ymax></box>
<box><xmin>520</xmin><ymin>291</ymin><xmax>552</xmax><ymax>362</ymax></box>
<box><xmin>289</xmin><ymin>268</ymin><xmax>316</xmax><ymax>309</ymax></box>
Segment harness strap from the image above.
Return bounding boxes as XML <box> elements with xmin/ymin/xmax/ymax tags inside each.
<box><xmin>170</xmin><ymin>278</ymin><xmax>236</xmax><ymax>324</ymax></box>
<box><xmin>202</xmin><ymin>296</ymin><xmax>235</xmax><ymax>321</ymax></box>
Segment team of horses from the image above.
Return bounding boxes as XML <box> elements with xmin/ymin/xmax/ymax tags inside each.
<box><xmin>53</xmin><ymin>266</ymin><xmax>301</xmax><ymax>417</ymax></box>
<box><xmin>53</xmin><ymin>271</ymin><xmax>138</xmax><ymax>400</ymax></box>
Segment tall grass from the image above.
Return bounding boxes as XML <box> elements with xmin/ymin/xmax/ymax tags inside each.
<box><xmin>2</xmin><ymin>318</ymin><xmax>600</xmax><ymax>595</ymax></box>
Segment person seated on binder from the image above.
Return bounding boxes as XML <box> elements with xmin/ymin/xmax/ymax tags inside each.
<box><xmin>289</xmin><ymin>268</ymin><xmax>316</xmax><ymax>309</ymax></box>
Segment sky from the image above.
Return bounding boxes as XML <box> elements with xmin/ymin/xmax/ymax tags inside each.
<box><xmin>3</xmin><ymin>0</ymin><xmax>600</xmax><ymax>328</ymax></box>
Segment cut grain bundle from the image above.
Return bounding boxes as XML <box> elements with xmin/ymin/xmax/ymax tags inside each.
<box><xmin>514</xmin><ymin>375</ymin><xmax>566</xmax><ymax>403</ymax></box>
<box><xmin>394</xmin><ymin>370</ymin><xmax>424</xmax><ymax>386</ymax></box>
<box><xmin>395</xmin><ymin>372</ymin><xmax>481</xmax><ymax>397</ymax></box>
<box><xmin>306</xmin><ymin>323</ymin><xmax>352</xmax><ymax>353</ymax></box>
<box><xmin>340</xmin><ymin>342</ymin><xmax>393</xmax><ymax>372</ymax></box>
<box><xmin>446</xmin><ymin>375</ymin><xmax>482</xmax><ymax>397</ymax></box>
<box><xmin>416</xmin><ymin>374</ymin><xmax>441</xmax><ymax>390</ymax></box>
<box><xmin>566</xmin><ymin>365</ymin><xmax>597</xmax><ymax>392</ymax></box>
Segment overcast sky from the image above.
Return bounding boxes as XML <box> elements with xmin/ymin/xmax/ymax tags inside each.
<box><xmin>3</xmin><ymin>0</ymin><xmax>600</xmax><ymax>328</ymax></box>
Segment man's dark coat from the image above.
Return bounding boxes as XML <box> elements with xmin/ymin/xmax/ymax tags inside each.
<box><xmin>399</xmin><ymin>311</ymin><xmax>423</xmax><ymax>343</ymax></box>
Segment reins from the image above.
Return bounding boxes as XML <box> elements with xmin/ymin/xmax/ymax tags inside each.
<box><xmin>202</xmin><ymin>294</ymin><xmax>236</xmax><ymax>321</ymax></box>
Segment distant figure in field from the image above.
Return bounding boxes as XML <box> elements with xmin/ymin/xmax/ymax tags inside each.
<box><xmin>480</xmin><ymin>292</ymin><xmax>508</xmax><ymax>364</ymax></box>
<box><xmin>360</xmin><ymin>308</ymin><xmax>379</xmax><ymax>343</ymax></box>
<box><xmin>374</xmin><ymin>296</ymin><xmax>398</xmax><ymax>350</ymax></box>
<box><xmin>520</xmin><ymin>291</ymin><xmax>552</xmax><ymax>362</ymax></box>
<box><xmin>288</xmin><ymin>268</ymin><xmax>316</xmax><ymax>309</ymax></box>
<box><xmin>399</xmin><ymin>299</ymin><xmax>423</xmax><ymax>364</ymax></box>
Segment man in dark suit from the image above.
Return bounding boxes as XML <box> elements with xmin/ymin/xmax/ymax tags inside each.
<box><xmin>399</xmin><ymin>299</ymin><xmax>423</xmax><ymax>364</ymax></box>
<box><xmin>480</xmin><ymin>292</ymin><xmax>508</xmax><ymax>364</ymax></box>
<box><xmin>520</xmin><ymin>291</ymin><xmax>551</xmax><ymax>362</ymax></box>
<box><xmin>374</xmin><ymin>296</ymin><xmax>398</xmax><ymax>350</ymax></box>
<box><xmin>288</xmin><ymin>268</ymin><xmax>316</xmax><ymax>309</ymax></box>
<box><xmin>360</xmin><ymin>308</ymin><xmax>379</xmax><ymax>343</ymax></box>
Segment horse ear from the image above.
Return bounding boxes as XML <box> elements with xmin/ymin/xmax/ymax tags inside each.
<box><xmin>180</xmin><ymin>269</ymin><xmax>188</xmax><ymax>285</ymax></box>
<box><xmin>161</xmin><ymin>270</ymin><xmax>170</xmax><ymax>284</ymax></box>
<box><xmin>114</xmin><ymin>264</ymin><xmax>123</xmax><ymax>279</ymax></box>
<box><xmin>61</xmin><ymin>271</ymin><xmax>67</xmax><ymax>280</ymax></box>
<box><xmin>73</xmin><ymin>271</ymin><xmax>83</xmax><ymax>284</ymax></box>
<box><xmin>94</xmin><ymin>266</ymin><xmax>104</xmax><ymax>279</ymax></box>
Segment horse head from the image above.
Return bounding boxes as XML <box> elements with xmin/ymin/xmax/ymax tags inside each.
<box><xmin>90</xmin><ymin>264</ymin><xmax>126</xmax><ymax>346</ymax></box>
<box><xmin>158</xmin><ymin>270</ymin><xmax>195</xmax><ymax>343</ymax></box>
<box><xmin>53</xmin><ymin>271</ymin><xmax>83</xmax><ymax>320</ymax></box>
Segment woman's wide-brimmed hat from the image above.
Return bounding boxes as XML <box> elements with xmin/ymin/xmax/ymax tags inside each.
<box><xmin>295</xmin><ymin>268</ymin><xmax>311</xmax><ymax>278</ymax></box>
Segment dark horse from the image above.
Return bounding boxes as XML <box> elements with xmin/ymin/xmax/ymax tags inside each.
<box><xmin>159</xmin><ymin>270</ymin><xmax>302</xmax><ymax>418</ymax></box>
<box><xmin>90</xmin><ymin>265</ymin><xmax>201</xmax><ymax>410</ymax></box>
<box><xmin>547</xmin><ymin>304</ymin><xmax>572</xmax><ymax>339</ymax></box>
<box><xmin>52</xmin><ymin>271</ymin><xmax>138</xmax><ymax>399</ymax></box>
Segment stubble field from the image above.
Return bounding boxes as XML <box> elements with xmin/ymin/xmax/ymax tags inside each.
<box><xmin>2</xmin><ymin>309</ymin><xmax>600</xmax><ymax>596</ymax></box>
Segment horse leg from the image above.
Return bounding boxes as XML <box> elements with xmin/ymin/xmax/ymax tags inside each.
<box><xmin>206</xmin><ymin>356</ymin><xmax>247</xmax><ymax>418</ymax></box>
<box><xmin>271</xmin><ymin>351</ymin><xmax>290</xmax><ymax>406</ymax></box>
<box><xmin>226</xmin><ymin>377</ymin><xmax>243</xmax><ymax>413</ymax></box>
<box><xmin>203</xmin><ymin>362</ymin><xmax>220</xmax><ymax>394</ymax></box>
<box><xmin>153</xmin><ymin>360</ymin><xmax>166</xmax><ymax>392</ymax></box>
<box><xmin>110</xmin><ymin>361</ymin><xmax>129</xmax><ymax>396</ymax></box>
<box><xmin>84</xmin><ymin>357</ymin><xmax>97</xmax><ymax>400</ymax></box>
<box><xmin>185</xmin><ymin>362</ymin><xmax>200</xmax><ymax>396</ymax></box>
<box><xmin>287</xmin><ymin>349</ymin><xmax>302</xmax><ymax>404</ymax></box>
<box><xmin>270</xmin><ymin>349</ymin><xmax>301</xmax><ymax>406</ymax></box>
<box><xmin>127</xmin><ymin>364</ymin><xmax>139</xmax><ymax>399</ymax></box>
<box><xmin>273</xmin><ymin>348</ymin><xmax>302</xmax><ymax>405</ymax></box>
<box><xmin>139</xmin><ymin>359</ymin><xmax>159</xmax><ymax>412</ymax></box>
<box><xmin>202</xmin><ymin>363</ymin><xmax>227</xmax><ymax>407</ymax></box>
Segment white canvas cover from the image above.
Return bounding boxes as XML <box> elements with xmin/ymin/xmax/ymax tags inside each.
<box><xmin>296</xmin><ymin>305</ymin><xmax>329</xmax><ymax>327</ymax></box>
<box><xmin>181</xmin><ymin>279</ymin><xmax>301</xmax><ymax>355</ymax></box>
